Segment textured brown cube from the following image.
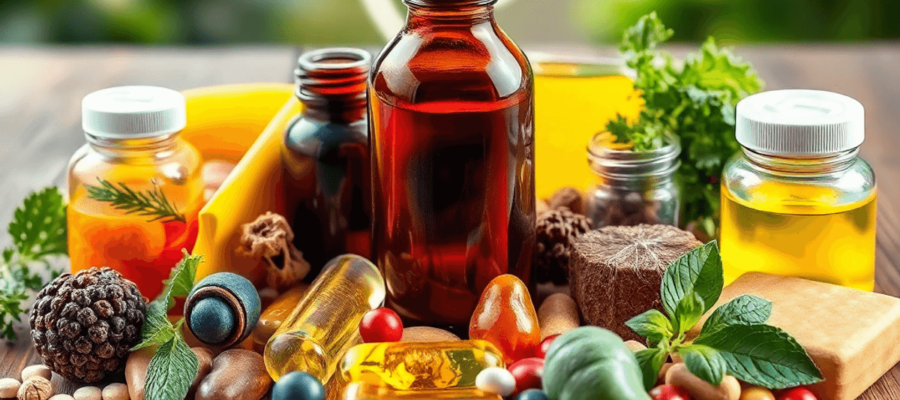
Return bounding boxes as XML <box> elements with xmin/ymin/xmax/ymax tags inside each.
<box><xmin>689</xmin><ymin>273</ymin><xmax>900</xmax><ymax>400</ymax></box>
<box><xmin>569</xmin><ymin>224</ymin><xmax>702</xmax><ymax>340</ymax></box>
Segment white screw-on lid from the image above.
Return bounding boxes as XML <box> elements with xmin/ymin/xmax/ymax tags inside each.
<box><xmin>735</xmin><ymin>89</ymin><xmax>864</xmax><ymax>155</ymax></box>
<box><xmin>82</xmin><ymin>86</ymin><xmax>186</xmax><ymax>139</ymax></box>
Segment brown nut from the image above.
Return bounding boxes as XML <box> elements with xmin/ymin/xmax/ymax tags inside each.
<box><xmin>658</xmin><ymin>362</ymin><xmax>675</xmax><ymax>386</ymax></box>
<box><xmin>196</xmin><ymin>349</ymin><xmax>272</xmax><ymax>400</ymax></box>
<box><xmin>739</xmin><ymin>386</ymin><xmax>775</xmax><ymax>400</ymax></box>
<box><xmin>101</xmin><ymin>383</ymin><xmax>129</xmax><ymax>400</ymax></box>
<box><xmin>189</xmin><ymin>347</ymin><xmax>215</xmax><ymax>398</ymax></box>
<box><xmin>21</xmin><ymin>366</ymin><xmax>52</xmax><ymax>383</ymax></box>
<box><xmin>401</xmin><ymin>327</ymin><xmax>461</xmax><ymax>343</ymax></box>
<box><xmin>0</xmin><ymin>378</ymin><xmax>21</xmax><ymax>398</ymax></box>
<box><xmin>624</xmin><ymin>340</ymin><xmax>647</xmax><ymax>353</ymax></box>
<box><xmin>665</xmin><ymin>364</ymin><xmax>741</xmax><ymax>400</ymax></box>
<box><xmin>538</xmin><ymin>293</ymin><xmax>580</xmax><ymax>339</ymax></box>
<box><xmin>73</xmin><ymin>387</ymin><xmax>102</xmax><ymax>400</ymax></box>
<box><xmin>18</xmin><ymin>377</ymin><xmax>52</xmax><ymax>400</ymax></box>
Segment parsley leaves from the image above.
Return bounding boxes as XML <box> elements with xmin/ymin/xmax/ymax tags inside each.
<box><xmin>609</xmin><ymin>13</ymin><xmax>763</xmax><ymax>236</ymax></box>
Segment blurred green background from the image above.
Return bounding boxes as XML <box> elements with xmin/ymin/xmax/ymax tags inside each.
<box><xmin>1</xmin><ymin>0</ymin><xmax>897</xmax><ymax>44</ymax></box>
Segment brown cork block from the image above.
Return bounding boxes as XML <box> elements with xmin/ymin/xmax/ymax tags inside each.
<box><xmin>569</xmin><ymin>225</ymin><xmax>701</xmax><ymax>341</ymax></box>
<box><xmin>688</xmin><ymin>273</ymin><xmax>900</xmax><ymax>400</ymax></box>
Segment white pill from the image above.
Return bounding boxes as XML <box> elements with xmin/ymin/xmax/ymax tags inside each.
<box><xmin>74</xmin><ymin>386</ymin><xmax>102</xmax><ymax>400</ymax></box>
<box><xmin>0</xmin><ymin>378</ymin><xmax>21</xmax><ymax>397</ymax></box>
<box><xmin>475</xmin><ymin>367</ymin><xmax>516</xmax><ymax>397</ymax></box>
<box><xmin>22</xmin><ymin>365</ymin><xmax>53</xmax><ymax>382</ymax></box>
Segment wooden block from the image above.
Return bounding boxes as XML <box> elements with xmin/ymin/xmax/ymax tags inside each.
<box><xmin>688</xmin><ymin>273</ymin><xmax>900</xmax><ymax>400</ymax></box>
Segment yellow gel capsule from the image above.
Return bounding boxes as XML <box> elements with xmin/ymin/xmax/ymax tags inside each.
<box><xmin>252</xmin><ymin>284</ymin><xmax>310</xmax><ymax>351</ymax></box>
<box><xmin>343</xmin><ymin>382</ymin><xmax>503</xmax><ymax>400</ymax></box>
<box><xmin>265</xmin><ymin>255</ymin><xmax>386</xmax><ymax>382</ymax></box>
<box><xmin>341</xmin><ymin>340</ymin><xmax>505</xmax><ymax>390</ymax></box>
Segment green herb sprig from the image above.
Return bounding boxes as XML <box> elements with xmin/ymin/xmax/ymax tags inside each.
<box><xmin>85</xmin><ymin>178</ymin><xmax>186</xmax><ymax>223</ymax></box>
<box><xmin>608</xmin><ymin>13</ymin><xmax>764</xmax><ymax>237</ymax></box>
<box><xmin>626</xmin><ymin>241</ymin><xmax>823</xmax><ymax>390</ymax></box>
<box><xmin>132</xmin><ymin>251</ymin><xmax>202</xmax><ymax>400</ymax></box>
<box><xmin>1</xmin><ymin>188</ymin><xmax>67</xmax><ymax>340</ymax></box>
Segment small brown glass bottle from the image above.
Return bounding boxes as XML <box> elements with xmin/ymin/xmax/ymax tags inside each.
<box><xmin>282</xmin><ymin>48</ymin><xmax>372</xmax><ymax>276</ymax></box>
<box><xmin>369</xmin><ymin>0</ymin><xmax>536</xmax><ymax>328</ymax></box>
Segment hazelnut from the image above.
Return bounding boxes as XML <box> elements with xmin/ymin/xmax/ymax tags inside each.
<box><xmin>17</xmin><ymin>377</ymin><xmax>52</xmax><ymax>400</ymax></box>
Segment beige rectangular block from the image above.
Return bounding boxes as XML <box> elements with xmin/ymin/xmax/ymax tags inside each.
<box><xmin>688</xmin><ymin>273</ymin><xmax>900</xmax><ymax>400</ymax></box>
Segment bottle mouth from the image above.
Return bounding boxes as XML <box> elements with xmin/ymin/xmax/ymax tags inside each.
<box><xmin>404</xmin><ymin>0</ymin><xmax>497</xmax><ymax>7</ymax></box>
<box><xmin>588</xmin><ymin>132</ymin><xmax>682</xmax><ymax>182</ymax></box>
<box><xmin>295</xmin><ymin>48</ymin><xmax>372</xmax><ymax>103</ymax></box>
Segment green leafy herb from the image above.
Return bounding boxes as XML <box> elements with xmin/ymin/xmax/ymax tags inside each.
<box><xmin>85</xmin><ymin>178</ymin><xmax>186</xmax><ymax>223</ymax></box>
<box><xmin>133</xmin><ymin>253</ymin><xmax>203</xmax><ymax>400</ymax></box>
<box><xmin>625</xmin><ymin>241</ymin><xmax>822</xmax><ymax>390</ymax></box>
<box><xmin>1</xmin><ymin>187</ymin><xmax>68</xmax><ymax>341</ymax></box>
<box><xmin>608</xmin><ymin>13</ymin><xmax>764</xmax><ymax>237</ymax></box>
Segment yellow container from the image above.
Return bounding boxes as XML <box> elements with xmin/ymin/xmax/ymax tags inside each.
<box><xmin>176</xmin><ymin>83</ymin><xmax>299</xmax><ymax>286</ymax></box>
<box><xmin>532</xmin><ymin>55</ymin><xmax>642</xmax><ymax>200</ymax></box>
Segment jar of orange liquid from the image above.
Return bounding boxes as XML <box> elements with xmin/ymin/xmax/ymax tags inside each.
<box><xmin>721</xmin><ymin>90</ymin><xmax>876</xmax><ymax>291</ymax></box>
<box><xmin>68</xmin><ymin>86</ymin><xmax>204</xmax><ymax>299</ymax></box>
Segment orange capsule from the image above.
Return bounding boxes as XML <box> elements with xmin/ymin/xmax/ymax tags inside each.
<box><xmin>469</xmin><ymin>274</ymin><xmax>541</xmax><ymax>363</ymax></box>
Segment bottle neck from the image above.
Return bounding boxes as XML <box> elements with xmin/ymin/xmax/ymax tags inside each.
<box><xmin>742</xmin><ymin>147</ymin><xmax>858</xmax><ymax>176</ymax></box>
<box><xmin>295</xmin><ymin>48</ymin><xmax>370</xmax><ymax>124</ymax></box>
<box><xmin>86</xmin><ymin>133</ymin><xmax>178</xmax><ymax>159</ymax></box>
<box><xmin>405</xmin><ymin>1</ymin><xmax>496</xmax><ymax>26</ymax></box>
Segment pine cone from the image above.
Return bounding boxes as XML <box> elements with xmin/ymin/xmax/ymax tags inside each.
<box><xmin>535</xmin><ymin>208</ymin><xmax>592</xmax><ymax>284</ymax></box>
<box><xmin>29</xmin><ymin>267</ymin><xmax>146</xmax><ymax>383</ymax></box>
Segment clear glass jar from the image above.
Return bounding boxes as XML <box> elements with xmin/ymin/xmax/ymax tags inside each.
<box><xmin>282</xmin><ymin>48</ymin><xmax>372</xmax><ymax>277</ymax></box>
<box><xmin>68</xmin><ymin>86</ymin><xmax>203</xmax><ymax>299</ymax></box>
<box><xmin>721</xmin><ymin>90</ymin><xmax>876</xmax><ymax>291</ymax></box>
<box><xmin>586</xmin><ymin>132</ymin><xmax>681</xmax><ymax>229</ymax></box>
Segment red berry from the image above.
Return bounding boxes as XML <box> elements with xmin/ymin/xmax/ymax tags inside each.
<box><xmin>507</xmin><ymin>357</ymin><xmax>544</xmax><ymax>395</ymax></box>
<box><xmin>649</xmin><ymin>385</ymin><xmax>691</xmax><ymax>400</ymax></box>
<box><xmin>777</xmin><ymin>388</ymin><xmax>817</xmax><ymax>400</ymax></box>
<box><xmin>359</xmin><ymin>308</ymin><xmax>403</xmax><ymax>343</ymax></box>
<box><xmin>536</xmin><ymin>334</ymin><xmax>559</xmax><ymax>359</ymax></box>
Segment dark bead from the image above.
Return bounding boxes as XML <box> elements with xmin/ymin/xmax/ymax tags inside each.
<box><xmin>188</xmin><ymin>297</ymin><xmax>236</xmax><ymax>345</ymax></box>
<box><xmin>271</xmin><ymin>371</ymin><xmax>325</xmax><ymax>400</ymax></box>
<box><xmin>516</xmin><ymin>389</ymin><xmax>549</xmax><ymax>400</ymax></box>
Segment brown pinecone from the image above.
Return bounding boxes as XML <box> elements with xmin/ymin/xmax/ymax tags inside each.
<box><xmin>535</xmin><ymin>208</ymin><xmax>592</xmax><ymax>284</ymax></box>
<box><xmin>29</xmin><ymin>267</ymin><xmax>146</xmax><ymax>383</ymax></box>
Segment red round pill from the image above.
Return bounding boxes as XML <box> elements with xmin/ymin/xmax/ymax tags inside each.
<box><xmin>649</xmin><ymin>385</ymin><xmax>691</xmax><ymax>400</ymax></box>
<box><xmin>536</xmin><ymin>334</ymin><xmax>559</xmax><ymax>359</ymax></box>
<box><xmin>359</xmin><ymin>308</ymin><xmax>403</xmax><ymax>343</ymax></box>
<box><xmin>508</xmin><ymin>357</ymin><xmax>544</xmax><ymax>396</ymax></box>
<box><xmin>777</xmin><ymin>387</ymin><xmax>817</xmax><ymax>400</ymax></box>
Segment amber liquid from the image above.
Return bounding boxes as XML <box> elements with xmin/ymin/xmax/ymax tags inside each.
<box><xmin>370</xmin><ymin>95</ymin><xmax>535</xmax><ymax>326</ymax></box>
<box><xmin>720</xmin><ymin>184</ymin><xmax>877</xmax><ymax>291</ymax></box>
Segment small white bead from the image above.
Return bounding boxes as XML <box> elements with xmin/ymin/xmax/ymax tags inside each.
<box><xmin>74</xmin><ymin>386</ymin><xmax>102</xmax><ymax>400</ymax></box>
<box><xmin>22</xmin><ymin>365</ymin><xmax>53</xmax><ymax>382</ymax></box>
<box><xmin>0</xmin><ymin>378</ymin><xmax>21</xmax><ymax>397</ymax></box>
<box><xmin>476</xmin><ymin>367</ymin><xmax>517</xmax><ymax>397</ymax></box>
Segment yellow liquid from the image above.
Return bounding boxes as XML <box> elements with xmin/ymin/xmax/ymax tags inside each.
<box><xmin>340</xmin><ymin>341</ymin><xmax>505</xmax><ymax>390</ymax></box>
<box><xmin>534</xmin><ymin>68</ymin><xmax>641</xmax><ymax>199</ymax></box>
<box><xmin>343</xmin><ymin>383</ymin><xmax>502</xmax><ymax>400</ymax></box>
<box><xmin>720</xmin><ymin>183</ymin><xmax>877</xmax><ymax>291</ymax></box>
<box><xmin>264</xmin><ymin>255</ymin><xmax>385</xmax><ymax>382</ymax></box>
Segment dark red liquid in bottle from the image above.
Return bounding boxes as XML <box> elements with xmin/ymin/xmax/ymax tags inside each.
<box><xmin>370</xmin><ymin>0</ymin><xmax>535</xmax><ymax>327</ymax></box>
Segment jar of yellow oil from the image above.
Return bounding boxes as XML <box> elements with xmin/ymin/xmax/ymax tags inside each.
<box><xmin>532</xmin><ymin>55</ymin><xmax>642</xmax><ymax>200</ymax></box>
<box><xmin>721</xmin><ymin>90</ymin><xmax>876</xmax><ymax>291</ymax></box>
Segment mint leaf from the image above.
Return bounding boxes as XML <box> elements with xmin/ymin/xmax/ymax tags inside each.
<box><xmin>694</xmin><ymin>324</ymin><xmax>822</xmax><ymax>389</ymax></box>
<box><xmin>702</xmin><ymin>295</ymin><xmax>772</xmax><ymax>336</ymax></box>
<box><xmin>132</xmin><ymin>301</ymin><xmax>175</xmax><ymax>351</ymax></box>
<box><xmin>635</xmin><ymin>347</ymin><xmax>668</xmax><ymax>390</ymax></box>
<box><xmin>157</xmin><ymin>252</ymin><xmax>202</xmax><ymax>310</ymax></box>
<box><xmin>626</xmin><ymin>309</ymin><xmax>674</xmax><ymax>345</ymax></box>
<box><xmin>8</xmin><ymin>187</ymin><xmax>67</xmax><ymax>260</ymax></box>
<box><xmin>674</xmin><ymin>291</ymin><xmax>705</xmax><ymax>336</ymax></box>
<box><xmin>661</xmin><ymin>241</ymin><xmax>723</xmax><ymax>317</ymax></box>
<box><xmin>680</xmin><ymin>344</ymin><xmax>726</xmax><ymax>386</ymax></box>
<box><xmin>145</xmin><ymin>336</ymin><xmax>200</xmax><ymax>400</ymax></box>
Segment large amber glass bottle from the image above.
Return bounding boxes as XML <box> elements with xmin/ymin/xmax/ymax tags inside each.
<box><xmin>369</xmin><ymin>0</ymin><xmax>535</xmax><ymax>327</ymax></box>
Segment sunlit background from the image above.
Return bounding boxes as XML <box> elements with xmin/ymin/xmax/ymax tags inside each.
<box><xmin>1</xmin><ymin>0</ymin><xmax>898</xmax><ymax>45</ymax></box>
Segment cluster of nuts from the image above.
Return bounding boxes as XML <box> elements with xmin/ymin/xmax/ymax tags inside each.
<box><xmin>0</xmin><ymin>364</ymin><xmax>131</xmax><ymax>400</ymax></box>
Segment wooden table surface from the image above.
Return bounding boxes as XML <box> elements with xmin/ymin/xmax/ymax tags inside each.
<box><xmin>1</xmin><ymin>44</ymin><xmax>899</xmax><ymax>398</ymax></box>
